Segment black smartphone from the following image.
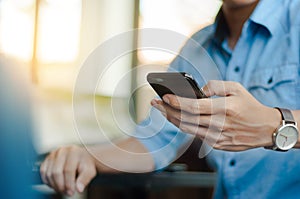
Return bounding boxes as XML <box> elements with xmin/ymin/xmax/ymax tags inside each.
<box><xmin>147</xmin><ymin>72</ymin><xmax>207</xmax><ymax>99</ymax></box>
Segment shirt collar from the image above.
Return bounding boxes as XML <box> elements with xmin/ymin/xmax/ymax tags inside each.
<box><xmin>214</xmin><ymin>0</ymin><xmax>286</xmax><ymax>42</ymax></box>
<box><xmin>249</xmin><ymin>0</ymin><xmax>286</xmax><ymax>36</ymax></box>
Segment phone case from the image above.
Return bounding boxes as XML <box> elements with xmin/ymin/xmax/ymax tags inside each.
<box><xmin>147</xmin><ymin>72</ymin><xmax>207</xmax><ymax>99</ymax></box>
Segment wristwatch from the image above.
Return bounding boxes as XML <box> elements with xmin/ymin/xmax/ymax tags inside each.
<box><xmin>266</xmin><ymin>107</ymin><xmax>299</xmax><ymax>151</ymax></box>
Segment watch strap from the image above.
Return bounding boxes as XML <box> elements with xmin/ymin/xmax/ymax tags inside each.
<box><xmin>274</xmin><ymin>107</ymin><xmax>295</xmax><ymax>124</ymax></box>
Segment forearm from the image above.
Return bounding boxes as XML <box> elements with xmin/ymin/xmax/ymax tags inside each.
<box><xmin>89</xmin><ymin>137</ymin><xmax>155</xmax><ymax>173</ymax></box>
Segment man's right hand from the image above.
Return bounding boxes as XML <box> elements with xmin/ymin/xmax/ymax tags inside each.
<box><xmin>40</xmin><ymin>138</ymin><xmax>155</xmax><ymax>196</ymax></box>
<box><xmin>40</xmin><ymin>146</ymin><xmax>97</xmax><ymax>196</ymax></box>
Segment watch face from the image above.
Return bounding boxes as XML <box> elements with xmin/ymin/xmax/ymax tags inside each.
<box><xmin>275</xmin><ymin>124</ymin><xmax>299</xmax><ymax>150</ymax></box>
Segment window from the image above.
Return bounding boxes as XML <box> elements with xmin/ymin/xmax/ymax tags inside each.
<box><xmin>0</xmin><ymin>0</ymin><xmax>35</xmax><ymax>61</ymax></box>
<box><xmin>37</xmin><ymin>0</ymin><xmax>82</xmax><ymax>63</ymax></box>
<box><xmin>0</xmin><ymin>0</ymin><xmax>81</xmax><ymax>63</ymax></box>
<box><xmin>0</xmin><ymin>0</ymin><xmax>82</xmax><ymax>88</ymax></box>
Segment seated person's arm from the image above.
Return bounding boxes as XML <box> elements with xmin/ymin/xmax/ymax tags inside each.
<box><xmin>40</xmin><ymin>137</ymin><xmax>154</xmax><ymax>196</ymax></box>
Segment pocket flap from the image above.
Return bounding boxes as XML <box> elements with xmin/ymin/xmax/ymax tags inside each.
<box><xmin>248</xmin><ymin>64</ymin><xmax>298</xmax><ymax>89</ymax></box>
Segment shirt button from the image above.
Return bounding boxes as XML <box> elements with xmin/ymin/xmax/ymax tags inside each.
<box><xmin>267</xmin><ymin>77</ymin><xmax>273</xmax><ymax>84</ymax></box>
<box><xmin>229</xmin><ymin>159</ymin><xmax>236</xmax><ymax>166</ymax></box>
<box><xmin>234</xmin><ymin>66</ymin><xmax>240</xmax><ymax>73</ymax></box>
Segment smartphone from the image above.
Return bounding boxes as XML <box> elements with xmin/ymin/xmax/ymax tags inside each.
<box><xmin>147</xmin><ymin>72</ymin><xmax>207</xmax><ymax>99</ymax></box>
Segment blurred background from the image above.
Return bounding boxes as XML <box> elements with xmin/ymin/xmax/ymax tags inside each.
<box><xmin>0</xmin><ymin>0</ymin><xmax>220</xmax><ymax>197</ymax></box>
<box><xmin>0</xmin><ymin>0</ymin><xmax>221</xmax><ymax>153</ymax></box>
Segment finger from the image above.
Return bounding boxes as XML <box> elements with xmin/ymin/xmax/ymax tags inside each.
<box><xmin>202</xmin><ymin>80</ymin><xmax>241</xmax><ymax>97</ymax></box>
<box><xmin>151</xmin><ymin>99</ymin><xmax>166</xmax><ymax>114</ymax></box>
<box><xmin>63</xmin><ymin>151</ymin><xmax>79</xmax><ymax>196</ymax></box>
<box><xmin>173</xmin><ymin>119</ymin><xmax>241</xmax><ymax>152</ymax></box>
<box><xmin>177</xmin><ymin>121</ymin><xmax>224</xmax><ymax>144</ymax></box>
<box><xmin>76</xmin><ymin>162</ymin><xmax>96</xmax><ymax>193</ymax></box>
<box><xmin>154</xmin><ymin>99</ymin><xmax>228</xmax><ymax>132</ymax></box>
<box><xmin>51</xmin><ymin>149</ymin><xmax>67</xmax><ymax>194</ymax></box>
<box><xmin>40</xmin><ymin>157</ymin><xmax>50</xmax><ymax>185</ymax></box>
<box><xmin>152</xmin><ymin>101</ymin><xmax>204</xmax><ymax>125</ymax></box>
<box><xmin>171</xmin><ymin>118</ymin><xmax>207</xmax><ymax>137</ymax></box>
<box><xmin>161</xmin><ymin>95</ymin><xmax>226</xmax><ymax>115</ymax></box>
<box><xmin>213</xmin><ymin>144</ymin><xmax>251</xmax><ymax>151</ymax></box>
<box><xmin>152</xmin><ymin>100</ymin><xmax>213</xmax><ymax>127</ymax></box>
<box><xmin>45</xmin><ymin>152</ymin><xmax>56</xmax><ymax>190</ymax></box>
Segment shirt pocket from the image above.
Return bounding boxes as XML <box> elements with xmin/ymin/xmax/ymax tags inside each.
<box><xmin>247</xmin><ymin>64</ymin><xmax>299</xmax><ymax>108</ymax></box>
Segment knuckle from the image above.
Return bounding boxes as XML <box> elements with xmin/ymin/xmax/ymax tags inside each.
<box><xmin>46</xmin><ymin>171</ymin><xmax>52</xmax><ymax>180</ymax></box>
<box><xmin>231</xmin><ymin>82</ymin><xmax>243</xmax><ymax>92</ymax></box>
<box><xmin>170</xmin><ymin>97</ymin><xmax>179</xmax><ymax>108</ymax></box>
<box><xmin>64</xmin><ymin>145</ymin><xmax>79</xmax><ymax>153</ymax></box>
<box><xmin>79</xmin><ymin>163</ymin><xmax>88</xmax><ymax>171</ymax></box>
<box><xmin>63</xmin><ymin>168</ymin><xmax>74</xmax><ymax>174</ymax></box>
<box><xmin>226</xmin><ymin>103</ymin><xmax>236</xmax><ymax>116</ymax></box>
<box><xmin>52</xmin><ymin>169</ymin><xmax>62</xmax><ymax>177</ymax></box>
<box><xmin>68</xmin><ymin>145</ymin><xmax>78</xmax><ymax>151</ymax></box>
<box><xmin>56</xmin><ymin>148</ymin><xmax>65</xmax><ymax>156</ymax></box>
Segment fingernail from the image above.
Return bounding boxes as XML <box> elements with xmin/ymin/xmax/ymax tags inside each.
<box><xmin>163</xmin><ymin>96</ymin><xmax>169</xmax><ymax>104</ymax></box>
<box><xmin>77</xmin><ymin>182</ymin><xmax>84</xmax><ymax>193</ymax></box>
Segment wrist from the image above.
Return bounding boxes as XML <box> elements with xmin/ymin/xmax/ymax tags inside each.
<box><xmin>263</xmin><ymin>107</ymin><xmax>281</xmax><ymax>147</ymax></box>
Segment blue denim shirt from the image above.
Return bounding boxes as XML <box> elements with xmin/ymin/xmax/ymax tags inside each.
<box><xmin>138</xmin><ymin>0</ymin><xmax>300</xmax><ymax>198</ymax></box>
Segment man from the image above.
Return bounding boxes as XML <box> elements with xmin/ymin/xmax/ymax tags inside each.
<box><xmin>41</xmin><ymin>0</ymin><xmax>300</xmax><ymax>198</ymax></box>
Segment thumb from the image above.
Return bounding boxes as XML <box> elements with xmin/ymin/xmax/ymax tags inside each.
<box><xmin>75</xmin><ymin>163</ymin><xmax>97</xmax><ymax>193</ymax></box>
<box><xmin>202</xmin><ymin>80</ymin><xmax>240</xmax><ymax>97</ymax></box>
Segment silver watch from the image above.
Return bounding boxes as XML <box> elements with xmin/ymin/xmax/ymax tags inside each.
<box><xmin>268</xmin><ymin>107</ymin><xmax>299</xmax><ymax>151</ymax></box>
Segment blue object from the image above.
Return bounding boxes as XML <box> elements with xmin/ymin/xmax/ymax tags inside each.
<box><xmin>0</xmin><ymin>58</ymin><xmax>38</xmax><ymax>199</ymax></box>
